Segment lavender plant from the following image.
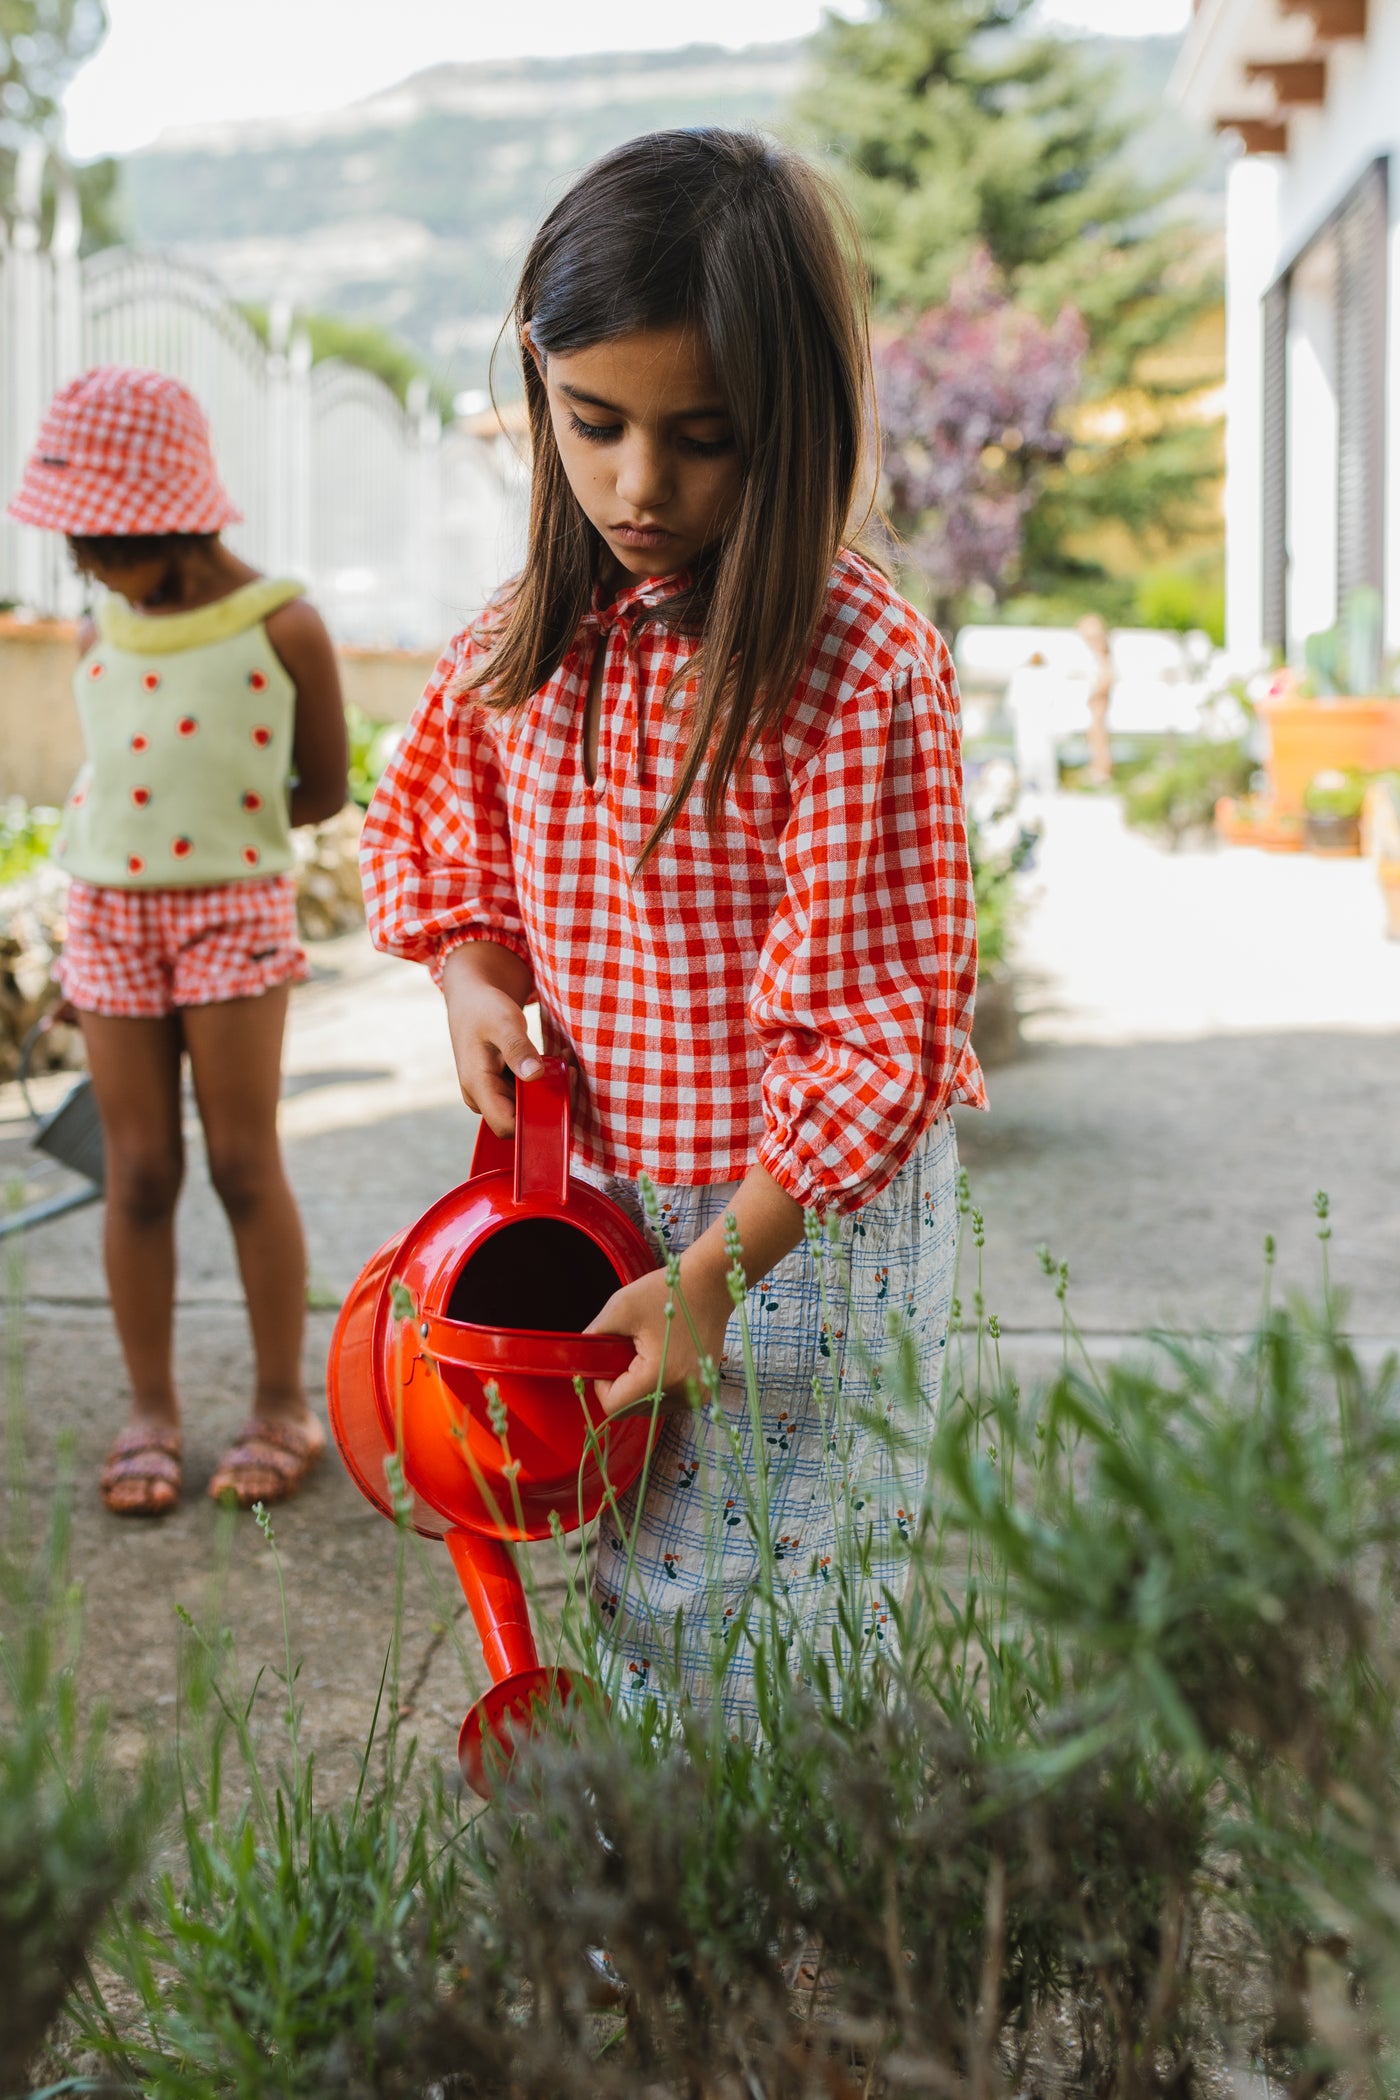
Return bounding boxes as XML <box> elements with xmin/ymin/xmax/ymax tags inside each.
<box><xmin>11</xmin><ymin>1189</ymin><xmax>1400</xmax><ymax>2097</ymax></box>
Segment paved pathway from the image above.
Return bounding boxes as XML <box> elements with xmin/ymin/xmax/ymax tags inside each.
<box><xmin>961</xmin><ymin>793</ymin><xmax>1400</xmax><ymax>1346</ymax></box>
<box><xmin>3</xmin><ymin>793</ymin><xmax>1397</xmax><ymax>1794</ymax></box>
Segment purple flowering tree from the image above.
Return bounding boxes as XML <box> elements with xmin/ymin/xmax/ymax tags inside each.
<box><xmin>874</xmin><ymin>250</ymin><xmax>1088</xmax><ymax>623</ymax></box>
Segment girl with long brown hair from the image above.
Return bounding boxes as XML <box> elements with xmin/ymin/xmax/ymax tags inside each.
<box><xmin>360</xmin><ymin>128</ymin><xmax>984</xmax><ymax>1720</ymax></box>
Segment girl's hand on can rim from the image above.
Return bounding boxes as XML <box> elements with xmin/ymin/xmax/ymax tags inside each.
<box><xmin>586</xmin><ymin>1262</ymin><xmax>734</xmax><ymax>1419</ymax></box>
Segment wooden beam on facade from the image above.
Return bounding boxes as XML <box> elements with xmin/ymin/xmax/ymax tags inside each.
<box><xmin>1244</xmin><ymin>58</ymin><xmax>1327</xmax><ymax>104</ymax></box>
<box><xmin>1278</xmin><ymin>0</ymin><xmax>1366</xmax><ymax>39</ymax></box>
<box><xmin>1216</xmin><ymin>116</ymin><xmax>1290</xmax><ymax>154</ymax></box>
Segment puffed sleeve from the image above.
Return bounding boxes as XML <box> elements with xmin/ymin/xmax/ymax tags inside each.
<box><xmin>749</xmin><ymin>654</ymin><xmax>984</xmax><ymax>1213</ymax></box>
<box><xmin>358</xmin><ymin>629</ymin><xmax>532</xmax><ymax>982</ymax></box>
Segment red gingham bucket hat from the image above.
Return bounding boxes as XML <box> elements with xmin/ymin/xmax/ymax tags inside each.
<box><xmin>6</xmin><ymin>365</ymin><xmax>242</xmax><ymax>536</ymax></box>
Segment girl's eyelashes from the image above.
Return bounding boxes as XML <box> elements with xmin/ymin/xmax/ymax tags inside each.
<box><xmin>564</xmin><ymin>410</ymin><xmax>735</xmax><ymax>459</ymax></box>
<box><xmin>567</xmin><ymin>412</ymin><xmax>621</xmax><ymax>444</ymax></box>
<box><xmin>680</xmin><ymin>433</ymin><xmax>736</xmax><ymax>459</ymax></box>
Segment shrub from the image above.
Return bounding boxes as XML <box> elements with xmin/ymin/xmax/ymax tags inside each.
<box><xmin>1122</xmin><ymin>735</ymin><xmax>1256</xmax><ymax>847</ymax></box>
<box><xmin>0</xmin><ymin>1235</ymin><xmax>162</xmax><ymax>2097</ymax></box>
<box><xmin>1304</xmin><ymin>768</ymin><xmax>1369</xmax><ymax>820</ymax></box>
<box><xmin>14</xmin><ymin>1193</ymin><xmax>1400</xmax><ymax>2094</ymax></box>
<box><xmin>1135</xmin><ymin>562</ymin><xmax>1226</xmax><ymax>647</ymax></box>
<box><xmin>970</xmin><ymin>808</ymin><xmax>1038</xmax><ymax>972</ymax></box>
<box><xmin>0</xmin><ymin>797</ymin><xmax>60</xmax><ymax>886</ymax></box>
<box><xmin>346</xmin><ymin>706</ymin><xmax>403</xmax><ymax>810</ymax></box>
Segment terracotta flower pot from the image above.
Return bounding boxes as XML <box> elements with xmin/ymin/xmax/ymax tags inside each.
<box><xmin>1303</xmin><ymin>811</ymin><xmax>1362</xmax><ymax>856</ymax></box>
<box><xmin>1259</xmin><ymin>698</ymin><xmax>1400</xmax><ymax>816</ymax></box>
<box><xmin>1214</xmin><ymin>794</ymin><xmax>1304</xmax><ymax>851</ymax></box>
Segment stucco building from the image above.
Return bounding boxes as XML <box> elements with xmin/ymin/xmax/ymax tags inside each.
<box><xmin>1173</xmin><ymin>0</ymin><xmax>1397</xmax><ymax>662</ymax></box>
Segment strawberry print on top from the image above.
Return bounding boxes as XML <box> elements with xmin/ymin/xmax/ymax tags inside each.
<box><xmin>58</xmin><ymin>574</ymin><xmax>301</xmax><ymax>890</ymax></box>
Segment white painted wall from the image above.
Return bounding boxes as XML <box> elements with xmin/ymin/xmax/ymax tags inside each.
<box><xmin>1266</xmin><ymin>0</ymin><xmax>1400</xmax><ymax>649</ymax></box>
<box><xmin>1208</xmin><ymin>0</ymin><xmax>1400</xmax><ymax>654</ymax></box>
<box><xmin>1222</xmin><ymin>155</ymin><xmax>1279</xmax><ymax>658</ymax></box>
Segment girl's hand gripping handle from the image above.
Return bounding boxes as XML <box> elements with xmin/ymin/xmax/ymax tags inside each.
<box><xmin>441</xmin><ymin>941</ymin><xmax>541</xmax><ymax>1138</ymax></box>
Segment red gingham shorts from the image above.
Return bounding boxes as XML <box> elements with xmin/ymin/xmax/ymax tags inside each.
<box><xmin>57</xmin><ymin>875</ymin><xmax>309</xmax><ymax>1018</ymax></box>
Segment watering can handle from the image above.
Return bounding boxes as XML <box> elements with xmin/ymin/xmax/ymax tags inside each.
<box><xmin>467</xmin><ymin>1057</ymin><xmax>572</xmax><ymax>1206</ymax></box>
<box><xmin>416</xmin><ymin>1311</ymin><xmax>635</xmax><ymax>1383</ymax></box>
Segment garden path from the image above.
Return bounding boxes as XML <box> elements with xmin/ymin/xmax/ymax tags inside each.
<box><xmin>961</xmin><ymin>791</ymin><xmax>1400</xmax><ymax>1349</ymax></box>
<box><xmin>4</xmin><ymin>791</ymin><xmax>1398</xmax><ymax>1798</ymax></box>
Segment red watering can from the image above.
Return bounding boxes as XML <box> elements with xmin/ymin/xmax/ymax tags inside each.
<box><xmin>327</xmin><ymin>1058</ymin><xmax>657</xmax><ymax>1792</ymax></box>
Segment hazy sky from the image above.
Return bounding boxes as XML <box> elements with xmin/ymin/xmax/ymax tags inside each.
<box><xmin>65</xmin><ymin>0</ymin><xmax>1195</xmax><ymax>160</ymax></box>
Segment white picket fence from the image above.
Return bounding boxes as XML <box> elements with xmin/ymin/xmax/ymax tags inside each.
<box><xmin>0</xmin><ymin>192</ymin><xmax>526</xmax><ymax>648</ymax></box>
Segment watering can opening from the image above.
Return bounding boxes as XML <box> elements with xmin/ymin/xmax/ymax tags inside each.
<box><xmin>445</xmin><ymin>1215</ymin><xmax>623</xmax><ymax>1335</ymax></box>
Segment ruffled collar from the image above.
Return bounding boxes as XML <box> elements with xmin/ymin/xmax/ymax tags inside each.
<box><xmin>583</xmin><ymin>567</ymin><xmax>693</xmax><ymax>633</ymax></box>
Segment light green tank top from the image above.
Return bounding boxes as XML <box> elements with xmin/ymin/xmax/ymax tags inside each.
<box><xmin>56</xmin><ymin>577</ymin><xmax>304</xmax><ymax>890</ymax></box>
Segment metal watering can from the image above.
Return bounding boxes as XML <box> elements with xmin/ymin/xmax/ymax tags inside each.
<box><xmin>0</xmin><ymin>1014</ymin><xmax>106</xmax><ymax>1241</ymax></box>
<box><xmin>327</xmin><ymin>1058</ymin><xmax>657</xmax><ymax>1792</ymax></box>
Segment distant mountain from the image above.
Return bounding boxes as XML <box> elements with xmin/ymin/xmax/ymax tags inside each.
<box><xmin>117</xmin><ymin>45</ymin><xmax>803</xmax><ymax>397</ymax></box>
<box><xmin>112</xmin><ymin>34</ymin><xmax>1221</xmax><ymax>399</ymax></box>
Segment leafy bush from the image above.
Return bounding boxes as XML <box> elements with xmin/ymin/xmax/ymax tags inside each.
<box><xmin>346</xmin><ymin>706</ymin><xmax>403</xmax><ymax>810</ymax></box>
<box><xmin>238</xmin><ymin>305</ymin><xmax>454</xmax><ymax>419</ymax></box>
<box><xmin>0</xmin><ymin>798</ymin><xmax>60</xmax><ymax>886</ymax></box>
<box><xmin>1304</xmin><ymin>768</ymin><xmax>1369</xmax><ymax>819</ymax></box>
<box><xmin>1135</xmin><ymin>561</ymin><xmax>1226</xmax><ymax>646</ymax></box>
<box><xmin>105</xmin><ymin>1620</ymin><xmax>467</xmax><ymax>2097</ymax></box>
<box><xmin>0</xmin><ymin>1238</ymin><xmax>162</xmax><ymax>2097</ymax></box>
<box><xmin>1122</xmin><ymin>735</ymin><xmax>1256</xmax><ymax>847</ymax></box>
<box><xmin>15</xmin><ymin>1192</ymin><xmax>1400</xmax><ymax>2094</ymax></box>
<box><xmin>969</xmin><ymin>807</ymin><xmax>1038</xmax><ymax>971</ymax></box>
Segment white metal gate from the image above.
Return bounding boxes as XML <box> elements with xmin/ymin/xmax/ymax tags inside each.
<box><xmin>0</xmin><ymin>199</ymin><xmax>524</xmax><ymax>646</ymax></box>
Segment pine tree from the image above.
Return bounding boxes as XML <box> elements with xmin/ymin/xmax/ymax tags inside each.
<box><xmin>800</xmin><ymin>0</ymin><xmax>1221</xmax><ymax>619</ymax></box>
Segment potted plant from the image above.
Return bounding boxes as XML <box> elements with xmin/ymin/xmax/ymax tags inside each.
<box><xmin>1122</xmin><ymin>734</ymin><xmax>1256</xmax><ymax>849</ymax></box>
<box><xmin>1259</xmin><ymin>589</ymin><xmax>1400</xmax><ymax>815</ymax></box>
<box><xmin>1302</xmin><ymin>768</ymin><xmax>1367</xmax><ymax>855</ymax></box>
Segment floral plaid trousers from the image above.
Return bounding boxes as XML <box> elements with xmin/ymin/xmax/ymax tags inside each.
<box><xmin>586</xmin><ymin>1113</ymin><xmax>961</xmax><ymax>1725</ymax></box>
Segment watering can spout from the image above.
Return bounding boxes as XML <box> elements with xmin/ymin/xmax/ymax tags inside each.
<box><xmin>446</xmin><ymin>1527</ymin><xmax>588</xmax><ymax>1796</ymax></box>
<box><xmin>444</xmin><ymin>1529</ymin><xmax>539</xmax><ymax>1683</ymax></box>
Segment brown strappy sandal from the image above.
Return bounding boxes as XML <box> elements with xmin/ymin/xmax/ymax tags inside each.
<box><xmin>207</xmin><ymin>1416</ymin><xmax>326</xmax><ymax>1509</ymax></box>
<box><xmin>100</xmin><ymin>1423</ymin><xmax>183</xmax><ymax>1517</ymax></box>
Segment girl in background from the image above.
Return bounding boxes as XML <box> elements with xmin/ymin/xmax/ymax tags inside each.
<box><xmin>362</xmin><ymin>130</ymin><xmax>984</xmax><ymax>1717</ymax></box>
<box><xmin>8</xmin><ymin>365</ymin><xmax>348</xmax><ymax>1516</ymax></box>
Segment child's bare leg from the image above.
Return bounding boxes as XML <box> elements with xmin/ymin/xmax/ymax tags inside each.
<box><xmin>79</xmin><ymin>1011</ymin><xmax>185</xmax><ymax>1430</ymax></box>
<box><xmin>182</xmin><ymin>985</ymin><xmax>316</xmax><ymax>1432</ymax></box>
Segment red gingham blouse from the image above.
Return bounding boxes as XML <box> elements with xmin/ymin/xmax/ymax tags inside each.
<box><xmin>360</xmin><ymin>549</ymin><xmax>986</xmax><ymax>1213</ymax></box>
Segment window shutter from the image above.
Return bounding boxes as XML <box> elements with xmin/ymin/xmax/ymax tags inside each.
<box><xmin>1261</xmin><ymin>278</ymin><xmax>1288</xmax><ymax>653</ymax></box>
<box><xmin>1335</xmin><ymin>158</ymin><xmax>1388</xmax><ymax>616</ymax></box>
